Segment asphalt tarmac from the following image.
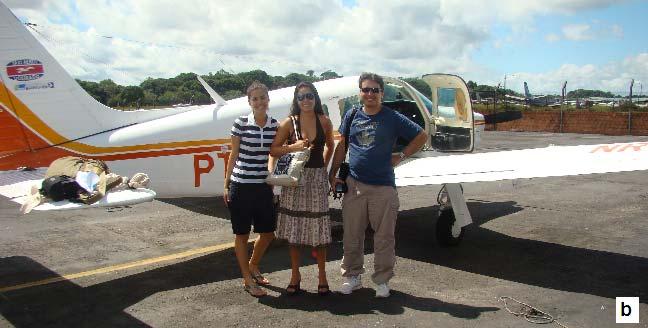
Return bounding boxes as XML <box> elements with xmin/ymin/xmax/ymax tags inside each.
<box><xmin>1</xmin><ymin>131</ymin><xmax>647</xmax><ymax>327</ymax></box>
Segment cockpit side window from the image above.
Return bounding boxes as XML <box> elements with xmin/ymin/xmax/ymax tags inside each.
<box><xmin>437</xmin><ymin>87</ymin><xmax>468</xmax><ymax>122</ymax></box>
<box><xmin>438</xmin><ymin>88</ymin><xmax>456</xmax><ymax>108</ymax></box>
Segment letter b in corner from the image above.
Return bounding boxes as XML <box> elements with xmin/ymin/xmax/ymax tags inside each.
<box><xmin>616</xmin><ymin>297</ymin><xmax>639</xmax><ymax>323</ymax></box>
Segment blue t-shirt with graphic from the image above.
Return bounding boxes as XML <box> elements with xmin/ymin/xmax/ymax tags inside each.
<box><xmin>339</xmin><ymin>106</ymin><xmax>423</xmax><ymax>186</ymax></box>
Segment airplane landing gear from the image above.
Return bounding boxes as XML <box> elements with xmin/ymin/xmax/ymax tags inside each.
<box><xmin>436</xmin><ymin>184</ymin><xmax>466</xmax><ymax>247</ymax></box>
<box><xmin>436</xmin><ymin>208</ymin><xmax>465</xmax><ymax>246</ymax></box>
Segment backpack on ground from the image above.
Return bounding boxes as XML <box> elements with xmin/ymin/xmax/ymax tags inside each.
<box><xmin>40</xmin><ymin>175</ymin><xmax>84</xmax><ymax>202</ymax></box>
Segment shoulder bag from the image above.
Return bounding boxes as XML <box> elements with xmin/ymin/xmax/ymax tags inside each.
<box><xmin>265</xmin><ymin>116</ymin><xmax>311</xmax><ymax>187</ymax></box>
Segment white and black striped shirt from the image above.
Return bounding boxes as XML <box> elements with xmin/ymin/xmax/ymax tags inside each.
<box><xmin>230</xmin><ymin>112</ymin><xmax>278</xmax><ymax>184</ymax></box>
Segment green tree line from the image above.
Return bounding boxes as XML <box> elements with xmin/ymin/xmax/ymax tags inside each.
<box><xmin>76</xmin><ymin>69</ymin><xmax>343</xmax><ymax>108</ymax></box>
<box><xmin>76</xmin><ymin>71</ymin><xmax>623</xmax><ymax>110</ymax></box>
<box><xmin>567</xmin><ymin>89</ymin><xmax>616</xmax><ymax>99</ymax></box>
<box><xmin>467</xmin><ymin>80</ymin><xmax>520</xmax><ymax>98</ymax></box>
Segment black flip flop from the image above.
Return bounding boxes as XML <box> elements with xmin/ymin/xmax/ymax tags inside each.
<box><xmin>317</xmin><ymin>284</ymin><xmax>331</xmax><ymax>296</ymax></box>
<box><xmin>286</xmin><ymin>281</ymin><xmax>302</xmax><ymax>296</ymax></box>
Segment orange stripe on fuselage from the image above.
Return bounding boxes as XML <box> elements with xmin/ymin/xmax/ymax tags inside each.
<box><xmin>0</xmin><ymin>81</ymin><xmax>229</xmax><ymax>170</ymax></box>
<box><xmin>0</xmin><ymin>144</ymin><xmax>230</xmax><ymax>170</ymax></box>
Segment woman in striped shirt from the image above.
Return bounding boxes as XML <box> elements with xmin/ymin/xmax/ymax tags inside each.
<box><xmin>224</xmin><ymin>81</ymin><xmax>278</xmax><ymax>297</ymax></box>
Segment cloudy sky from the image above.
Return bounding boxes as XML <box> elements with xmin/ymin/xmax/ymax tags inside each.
<box><xmin>4</xmin><ymin>0</ymin><xmax>647</xmax><ymax>95</ymax></box>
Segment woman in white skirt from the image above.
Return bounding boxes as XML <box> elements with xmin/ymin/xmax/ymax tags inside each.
<box><xmin>270</xmin><ymin>81</ymin><xmax>335</xmax><ymax>296</ymax></box>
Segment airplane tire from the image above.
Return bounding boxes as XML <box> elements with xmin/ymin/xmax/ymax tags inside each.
<box><xmin>436</xmin><ymin>208</ymin><xmax>465</xmax><ymax>247</ymax></box>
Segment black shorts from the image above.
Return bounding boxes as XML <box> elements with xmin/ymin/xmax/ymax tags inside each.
<box><xmin>227</xmin><ymin>182</ymin><xmax>276</xmax><ymax>235</ymax></box>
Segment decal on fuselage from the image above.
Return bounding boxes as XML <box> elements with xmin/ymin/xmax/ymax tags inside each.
<box><xmin>193</xmin><ymin>145</ymin><xmax>231</xmax><ymax>187</ymax></box>
<box><xmin>590</xmin><ymin>142</ymin><xmax>648</xmax><ymax>153</ymax></box>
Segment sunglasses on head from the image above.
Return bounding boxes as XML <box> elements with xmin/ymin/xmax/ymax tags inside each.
<box><xmin>297</xmin><ymin>93</ymin><xmax>315</xmax><ymax>101</ymax></box>
<box><xmin>360</xmin><ymin>87</ymin><xmax>381</xmax><ymax>94</ymax></box>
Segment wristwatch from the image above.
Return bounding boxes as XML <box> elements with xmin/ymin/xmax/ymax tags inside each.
<box><xmin>399</xmin><ymin>152</ymin><xmax>406</xmax><ymax>160</ymax></box>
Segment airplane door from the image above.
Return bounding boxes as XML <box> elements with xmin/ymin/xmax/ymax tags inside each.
<box><xmin>381</xmin><ymin>77</ymin><xmax>432</xmax><ymax>152</ymax></box>
<box><xmin>422</xmin><ymin>74</ymin><xmax>474</xmax><ymax>152</ymax></box>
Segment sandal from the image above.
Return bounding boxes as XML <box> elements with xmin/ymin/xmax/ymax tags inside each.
<box><xmin>243</xmin><ymin>283</ymin><xmax>267</xmax><ymax>297</ymax></box>
<box><xmin>317</xmin><ymin>284</ymin><xmax>331</xmax><ymax>296</ymax></box>
<box><xmin>252</xmin><ymin>273</ymin><xmax>270</xmax><ymax>285</ymax></box>
<box><xmin>286</xmin><ymin>281</ymin><xmax>302</xmax><ymax>296</ymax></box>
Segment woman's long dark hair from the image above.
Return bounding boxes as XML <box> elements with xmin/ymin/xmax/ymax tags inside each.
<box><xmin>290</xmin><ymin>81</ymin><xmax>324</xmax><ymax>116</ymax></box>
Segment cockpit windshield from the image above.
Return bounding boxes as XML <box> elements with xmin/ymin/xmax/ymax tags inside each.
<box><xmin>383</xmin><ymin>83</ymin><xmax>414</xmax><ymax>102</ymax></box>
<box><xmin>384</xmin><ymin>83</ymin><xmax>435</xmax><ymax>116</ymax></box>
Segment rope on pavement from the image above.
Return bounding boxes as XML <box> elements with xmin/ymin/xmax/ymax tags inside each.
<box><xmin>498</xmin><ymin>296</ymin><xmax>570</xmax><ymax>328</ymax></box>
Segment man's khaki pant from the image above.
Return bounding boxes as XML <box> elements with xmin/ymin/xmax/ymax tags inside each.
<box><xmin>340</xmin><ymin>176</ymin><xmax>399</xmax><ymax>285</ymax></box>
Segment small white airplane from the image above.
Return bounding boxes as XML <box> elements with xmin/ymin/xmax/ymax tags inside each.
<box><xmin>1</xmin><ymin>3</ymin><xmax>647</xmax><ymax>246</ymax></box>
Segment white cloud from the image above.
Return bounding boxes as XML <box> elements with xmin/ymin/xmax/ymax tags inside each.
<box><xmin>561</xmin><ymin>21</ymin><xmax>624</xmax><ymax>42</ymax></box>
<box><xmin>562</xmin><ymin>24</ymin><xmax>593</xmax><ymax>41</ymax></box>
<box><xmin>438</xmin><ymin>0</ymin><xmax>622</xmax><ymax>26</ymax></box>
<box><xmin>3</xmin><ymin>0</ymin><xmax>643</xmax><ymax>94</ymax></box>
<box><xmin>500</xmin><ymin>53</ymin><xmax>648</xmax><ymax>95</ymax></box>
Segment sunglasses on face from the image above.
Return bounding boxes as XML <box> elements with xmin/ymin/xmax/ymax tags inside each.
<box><xmin>297</xmin><ymin>93</ymin><xmax>315</xmax><ymax>101</ymax></box>
<box><xmin>360</xmin><ymin>87</ymin><xmax>382</xmax><ymax>94</ymax></box>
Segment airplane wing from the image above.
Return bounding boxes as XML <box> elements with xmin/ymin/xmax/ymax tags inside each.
<box><xmin>0</xmin><ymin>169</ymin><xmax>156</xmax><ymax>212</ymax></box>
<box><xmin>395</xmin><ymin>142</ymin><xmax>648</xmax><ymax>186</ymax></box>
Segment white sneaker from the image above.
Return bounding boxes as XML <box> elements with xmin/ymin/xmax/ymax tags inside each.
<box><xmin>375</xmin><ymin>283</ymin><xmax>390</xmax><ymax>298</ymax></box>
<box><xmin>340</xmin><ymin>275</ymin><xmax>362</xmax><ymax>295</ymax></box>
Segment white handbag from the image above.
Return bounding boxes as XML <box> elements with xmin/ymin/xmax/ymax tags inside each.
<box><xmin>265</xmin><ymin>116</ymin><xmax>310</xmax><ymax>187</ymax></box>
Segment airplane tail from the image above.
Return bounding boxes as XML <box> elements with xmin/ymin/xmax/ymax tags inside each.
<box><xmin>523</xmin><ymin>82</ymin><xmax>531</xmax><ymax>98</ymax></box>
<box><xmin>0</xmin><ymin>3</ymin><xmax>194</xmax><ymax>170</ymax></box>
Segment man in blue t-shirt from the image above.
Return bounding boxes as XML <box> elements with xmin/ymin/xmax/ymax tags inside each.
<box><xmin>329</xmin><ymin>72</ymin><xmax>428</xmax><ymax>298</ymax></box>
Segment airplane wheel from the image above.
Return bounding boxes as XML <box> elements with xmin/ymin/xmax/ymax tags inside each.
<box><xmin>436</xmin><ymin>208</ymin><xmax>465</xmax><ymax>247</ymax></box>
